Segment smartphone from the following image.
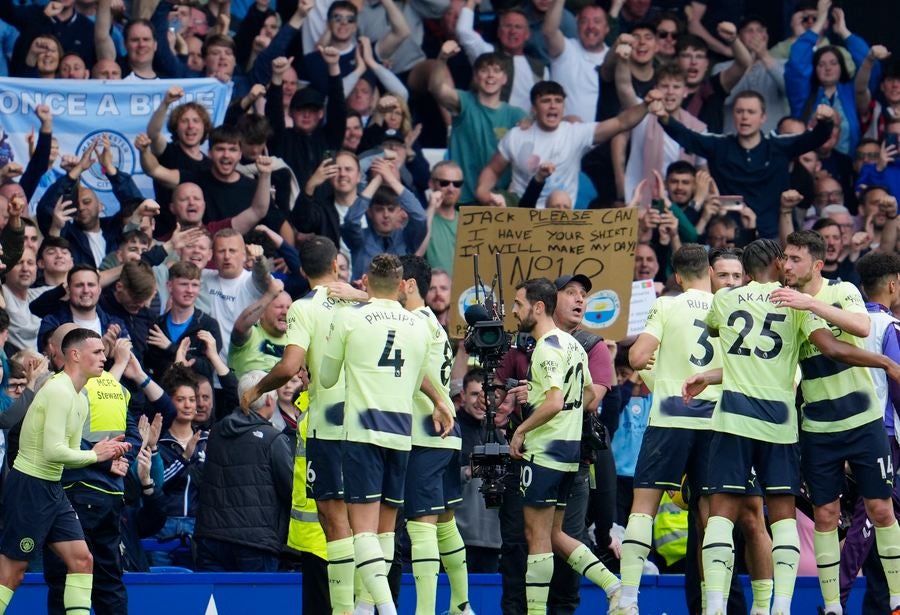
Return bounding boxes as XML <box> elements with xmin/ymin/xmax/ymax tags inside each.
<box><xmin>651</xmin><ymin>198</ymin><xmax>666</xmax><ymax>212</ymax></box>
<box><xmin>887</xmin><ymin>133</ymin><xmax>899</xmax><ymax>149</ymax></box>
<box><xmin>719</xmin><ymin>195</ymin><xmax>744</xmax><ymax>212</ymax></box>
<box><xmin>322</xmin><ymin>149</ymin><xmax>335</xmax><ymax>163</ymax></box>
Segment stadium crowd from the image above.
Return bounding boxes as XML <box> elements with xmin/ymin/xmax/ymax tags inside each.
<box><xmin>0</xmin><ymin>0</ymin><xmax>897</xmax><ymax>613</ymax></box>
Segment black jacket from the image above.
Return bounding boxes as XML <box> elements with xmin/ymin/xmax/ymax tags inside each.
<box><xmin>292</xmin><ymin>186</ymin><xmax>341</xmax><ymax>248</ymax></box>
<box><xmin>265</xmin><ymin>77</ymin><xmax>346</xmax><ymax>191</ymax></box>
<box><xmin>194</xmin><ymin>409</ymin><xmax>293</xmax><ymax>555</ymax></box>
<box><xmin>143</xmin><ymin>309</ymin><xmax>223</xmax><ymax>383</ymax></box>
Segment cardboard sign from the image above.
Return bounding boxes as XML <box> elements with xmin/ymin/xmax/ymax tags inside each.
<box><xmin>449</xmin><ymin>207</ymin><xmax>639</xmax><ymax>340</ymax></box>
<box><xmin>627</xmin><ymin>279</ymin><xmax>658</xmax><ymax>337</ymax></box>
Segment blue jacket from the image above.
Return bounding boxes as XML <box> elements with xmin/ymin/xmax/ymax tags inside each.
<box><xmin>785</xmin><ymin>30</ymin><xmax>879</xmax><ymax>154</ymax></box>
<box><xmin>857</xmin><ymin>162</ymin><xmax>900</xmax><ymax>201</ymax></box>
<box><xmin>37</xmin><ymin>304</ymin><xmax>131</xmax><ymax>353</ymax></box>
<box><xmin>341</xmin><ymin>188</ymin><xmax>427</xmax><ymax>280</ymax></box>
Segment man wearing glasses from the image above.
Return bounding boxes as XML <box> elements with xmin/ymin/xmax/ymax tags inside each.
<box><xmin>419</xmin><ymin>161</ymin><xmax>464</xmax><ymax>276</ymax></box>
<box><xmin>298</xmin><ymin>0</ymin><xmax>410</xmax><ymax>97</ymax></box>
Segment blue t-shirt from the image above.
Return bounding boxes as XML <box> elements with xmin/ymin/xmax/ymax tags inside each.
<box><xmin>165</xmin><ymin>314</ymin><xmax>191</xmax><ymax>345</ymax></box>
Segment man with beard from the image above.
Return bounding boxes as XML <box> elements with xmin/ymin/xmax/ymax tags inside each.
<box><xmin>229</xmin><ymin>279</ymin><xmax>291</xmax><ymax>379</ymax></box>
<box><xmin>36</xmin><ymin>136</ymin><xmax>144</xmax><ymax>269</ymax></box>
<box><xmin>811</xmin><ymin>217</ymin><xmax>861</xmax><ymax>286</ymax></box>
<box><xmin>136</xmin><ymin>127</ymin><xmax>273</xmax><ymax>226</ymax></box>
<box><xmin>507</xmin><ymin>278</ymin><xmax>620</xmax><ymax>614</ymax></box>
<box><xmin>771</xmin><ymin>231</ymin><xmax>900</xmax><ymax>615</ymax></box>
<box><xmin>426</xmin><ymin>269</ymin><xmax>452</xmax><ymax>329</ymax></box>
<box><xmin>684</xmin><ymin>238</ymin><xmax>900</xmax><ymax>615</ymax></box>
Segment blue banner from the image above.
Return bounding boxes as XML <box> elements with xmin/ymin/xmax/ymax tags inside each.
<box><xmin>0</xmin><ymin>77</ymin><xmax>232</xmax><ymax>214</ymax></box>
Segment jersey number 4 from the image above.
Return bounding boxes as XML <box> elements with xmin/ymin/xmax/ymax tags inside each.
<box><xmin>379</xmin><ymin>329</ymin><xmax>405</xmax><ymax>377</ymax></box>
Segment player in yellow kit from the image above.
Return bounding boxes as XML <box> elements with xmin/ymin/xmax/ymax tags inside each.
<box><xmin>773</xmin><ymin>230</ymin><xmax>900</xmax><ymax>615</ymax></box>
<box><xmin>320</xmin><ymin>254</ymin><xmax>454</xmax><ymax>615</ymax></box>
<box><xmin>397</xmin><ymin>255</ymin><xmax>471</xmax><ymax>615</ymax></box>
<box><xmin>621</xmin><ymin>245</ymin><xmax>723</xmax><ymax>613</ymax></box>
<box><xmin>507</xmin><ymin>278</ymin><xmax>621</xmax><ymax>614</ymax></box>
<box><xmin>0</xmin><ymin>328</ymin><xmax>129</xmax><ymax>615</ymax></box>
<box><xmin>685</xmin><ymin>239</ymin><xmax>900</xmax><ymax>615</ymax></box>
<box><xmin>240</xmin><ymin>236</ymin><xmax>365</xmax><ymax>614</ymax></box>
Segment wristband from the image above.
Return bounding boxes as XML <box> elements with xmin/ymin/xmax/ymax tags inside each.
<box><xmin>142</xmin><ymin>482</ymin><xmax>154</xmax><ymax>489</ymax></box>
<box><xmin>139</xmin><ymin>375</ymin><xmax>152</xmax><ymax>389</ymax></box>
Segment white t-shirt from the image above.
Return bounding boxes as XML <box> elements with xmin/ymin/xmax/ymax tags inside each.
<box><xmin>498</xmin><ymin>121</ymin><xmax>597</xmax><ymax>208</ymax></box>
<box><xmin>84</xmin><ymin>230</ymin><xmax>106</xmax><ymax>267</ymax></box>
<box><xmin>201</xmin><ymin>268</ymin><xmax>265</xmax><ymax>359</ymax></box>
<box><xmin>73</xmin><ymin>314</ymin><xmax>102</xmax><ymax>335</ymax></box>
<box><xmin>2</xmin><ymin>284</ymin><xmax>51</xmax><ymax>351</ymax></box>
<box><xmin>624</xmin><ymin>115</ymin><xmax>707</xmax><ymax>201</ymax></box>
<box><xmin>550</xmin><ymin>38</ymin><xmax>608</xmax><ymax>123</ymax></box>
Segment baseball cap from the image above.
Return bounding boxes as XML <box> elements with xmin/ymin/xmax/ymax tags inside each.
<box><xmin>554</xmin><ymin>274</ymin><xmax>592</xmax><ymax>293</ymax></box>
<box><xmin>379</xmin><ymin>128</ymin><xmax>406</xmax><ymax>146</ymax></box>
<box><xmin>290</xmin><ymin>87</ymin><xmax>325</xmax><ymax>110</ymax></box>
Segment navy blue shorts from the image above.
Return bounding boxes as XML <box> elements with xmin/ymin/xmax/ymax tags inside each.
<box><xmin>404</xmin><ymin>447</ymin><xmax>462</xmax><ymax>519</ymax></box>
<box><xmin>306</xmin><ymin>437</ymin><xmax>344</xmax><ymax>501</ymax></box>
<box><xmin>705</xmin><ymin>432</ymin><xmax>801</xmax><ymax>496</ymax></box>
<box><xmin>633</xmin><ymin>426</ymin><xmax>712</xmax><ymax>499</ymax></box>
<box><xmin>0</xmin><ymin>469</ymin><xmax>84</xmax><ymax>562</ymax></box>
<box><xmin>520</xmin><ymin>459</ymin><xmax>575</xmax><ymax>509</ymax></box>
<box><xmin>342</xmin><ymin>441</ymin><xmax>410</xmax><ymax>507</ymax></box>
<box><xmin>801</xmin><ymin>419</ymin><xmax>894</xmax><ymax>506</ymax></box>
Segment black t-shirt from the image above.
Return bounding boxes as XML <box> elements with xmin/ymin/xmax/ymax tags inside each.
<box><xmin>822</xmin><ymin>257</ymin><xmax>862</xmax><ymax>288</ymax></box>
<box><xmin>154</xmin><ymin>142</ymin><xmax>210</xmax><ymax>237</ymax></box>
<box><xmin>181</xmin><ymin>168</ymin><xmax>257</xmax><ymax>223</ymax></box>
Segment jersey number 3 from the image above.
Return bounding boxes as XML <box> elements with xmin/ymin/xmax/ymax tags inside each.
<box><xmin>379</xmin><ymin>329</ymin><xmax>405</xmax><ymax>377</ymax></box>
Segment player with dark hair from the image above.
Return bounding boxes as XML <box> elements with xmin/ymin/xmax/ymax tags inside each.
<box><xmin>508</xmin><ymin>278</ymin><xmax>620</xmax><ymax>614</ymax></box>
<box><xmin>398</xmin><ymin>255</ymin><xmax>470</xmax><ymax>614</ymax></box>
<box><xmin>241</xmin><ymin>235</ymin><xmax>365</xmax><ymax>613</ymax></box>
<box><xmin>685</xmin><ymin>238</ymin><xmax>900</xmax><ymax>615</ymax></box>
<box><xmin>765</xmin><ymin>231</ymin><xmax>900</xmax><ymax>614</ymax></box>
<box><xmin>0</xmin><ymin>328</ymin><xmax>129</xmax><ymax>615</ymax></box>
<box><xmin>320</xmin><ymin>254</ymin><xmax>453</xmax><ymax>615</ymax></box>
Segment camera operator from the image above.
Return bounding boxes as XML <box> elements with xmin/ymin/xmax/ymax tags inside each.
<box><xmin>494</xmin><ymin>274</ymin><xmax>615</xmax><ymax>615</ymax></box>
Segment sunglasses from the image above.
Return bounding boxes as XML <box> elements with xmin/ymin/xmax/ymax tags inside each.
<box><xmin>800</xmin><ymin>14</ymin><xmax>817</xmax><ymax>23</ymax></box>
<box><xmin>436</xmin><ymin>179</ymin><xmax>464</xmax><ymax>188</ymax></box>
<box><xmin>330</xmin><ymin>13</ymin><xmax>357</xmax><ymax>23</ymax></box>
<box><xmin>657</xmin><ymin>30</ymin><xmax>678</xmax><ymax>39</ymax></box>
